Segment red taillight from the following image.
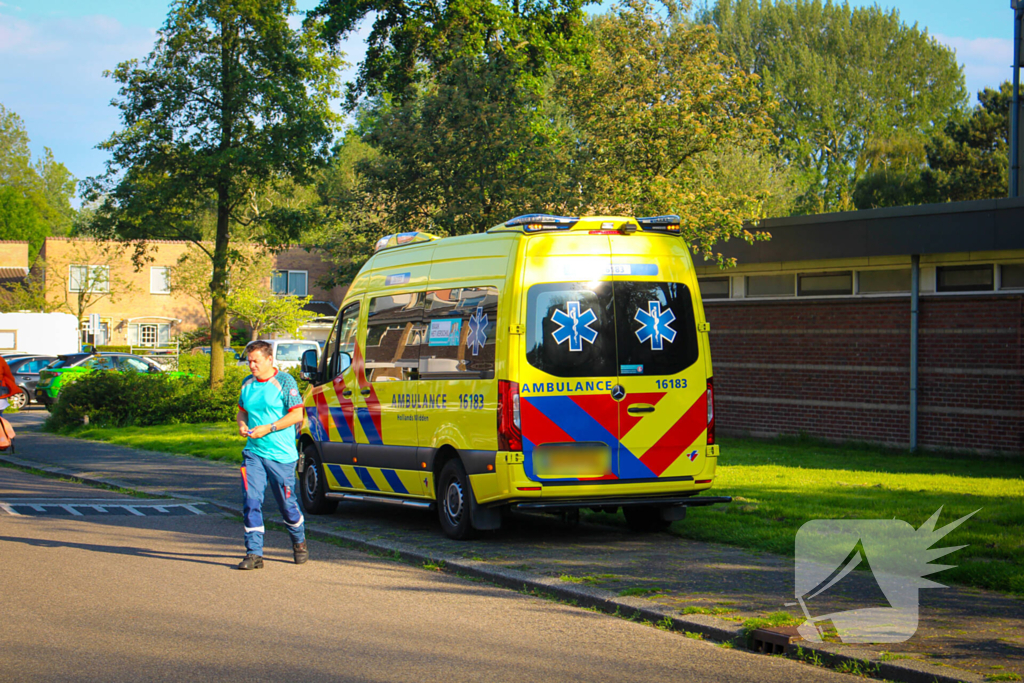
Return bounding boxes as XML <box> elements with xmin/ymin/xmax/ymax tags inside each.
<box><xmin>706</xmin><ymin>377</ymin><xmax>715</xmax><ymax>446</ymax></box>
<box><xmin>498</xmin><ymin>380</ymin><xmax>522</xmax><ymax>451</ymax></box>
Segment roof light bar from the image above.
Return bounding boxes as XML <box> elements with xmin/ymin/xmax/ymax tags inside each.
<box><xmin>373</xmin><ymin>231</ymin><xmax>439</xmax><ymax>253</ymax></box>
<box><xmin>637</xmin><ymin>215</ymin><xmax>682</xmax><ymax>233</ymax></box>
<box><xmin>504</xmin><ymin>214</ymin><xmax>580</xmax><ymax>232</ymax></box>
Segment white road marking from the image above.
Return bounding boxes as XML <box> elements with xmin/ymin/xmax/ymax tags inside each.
<box><xmin>60</xmin><ymin>505</ymin><xmax>83</xmax><ymax>516</ymax></box>
<box><xmin>182</xmin><ymin>505</ymin><xmax>205</xmax><ymax>515</ymax></box>
<box><xmin>31</xmin><ymin>505</ymin><xmax>45</xmax><ymax>512</ymax></box>
<box><xmin>0</xmin><ymin>503</ymin><xmax>21</xmax><ymax>516</ymax></box>
<box><xmin>123</xmin><ymin>506</ymin><xmax>145</xmax><ymax>517</ymax></box>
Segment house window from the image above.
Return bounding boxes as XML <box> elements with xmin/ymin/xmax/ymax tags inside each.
<box><xmin>698</xmin><ymin>277</ymin><xmax>730</xmax><ymax>299</ymax></box>
<box><xmin>80</xmin><ymin>319</ymin><xmax>109</xmax><ymax>346</ymax></box>
<box><xmin>746</xmin><ymin>274</ymin><xmax>795</xmax><ymax>297</ymax></box>
<box><xmin>272</xmin><ymin>270</ymin><xmax>307</xmax><ymax>296</ymax></box>
<box><xmin>1000</xmin><ymin>264</ymin><xmax>1024</xmax><ymax>290</ymax></box>
<box><xmin>0</xmin><ymin>331</ymin><xmax>15</xmax><ymax>350</ymax></box>
<box><xmin>150</xmin><ymin>267</ymin><xmax>171</xmax><ymax>294</ymax></box>
<box><xmin>858</xmin><ymin>269</ymin><xmax>911</xmax><ymax>294</ymax></box>
<box><xmin>69</xmin><ymin>265</ymin><xmax>109</xmax><ymax>293</ymax></box>
<box><xmin>798</xmin><ymin>272</ymin><xmax>852</xmax><ymax>296</ymax></box>
<box><xmin>128</xmin><ymin>323</ymin><xmax>171</xmax><ymax>347</ymax></box>
<box><xmin>936</xmin><ymin>265</ymin><xmax>993</xmax><ymax>293</ymax></box>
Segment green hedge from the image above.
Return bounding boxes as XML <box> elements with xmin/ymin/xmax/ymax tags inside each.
<box><xmin>45</xmin><ymin>367</ymin><xmax>251</xmax><ymax>430</ymax></box>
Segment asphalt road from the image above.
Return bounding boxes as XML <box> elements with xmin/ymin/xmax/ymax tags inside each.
<box><xmin>0</xmin><ymin>466</ymin><xmax>854</xmax><ymax>683</ymax></box>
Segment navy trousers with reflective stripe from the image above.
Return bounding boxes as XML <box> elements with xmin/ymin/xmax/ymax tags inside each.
<box><xmin>241</xmin><ymin>450</ymin><xmax>305</xmax><ymax>556</ymax></box>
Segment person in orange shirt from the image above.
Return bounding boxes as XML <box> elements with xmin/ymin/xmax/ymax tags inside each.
<box><xmin>0</xmin><ymin>356</ymin><xmax>19</xmax><ymax>406</ymax></box>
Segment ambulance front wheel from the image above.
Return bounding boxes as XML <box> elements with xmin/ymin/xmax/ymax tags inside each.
<box><xmin>300</xmin><ymin>445</ymin><xmax>338</xmax><ymax>515</ymax></box>
<box><xmin>437</xmin><ymin>459</ymin><xmax>476</xmax><ymax>540</ymax></box>
<box><xmin>624</xmin><ymin>505</ymin><xmax>672</xmax><ymax>532</ymax></box>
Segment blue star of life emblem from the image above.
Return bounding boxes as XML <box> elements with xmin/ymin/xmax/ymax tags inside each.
<box><xmin>634</xmin><ymin>301</ymin><xmax>677</xmax><ymax>350</ymax></box>
<box><xmin>551</xmin><ymin>301</ymin><xmax>599</xmax><ymax>352</ymax></box>
<box><xmin>467</xmin><ymin>306</ymin><xmax>488</xmax><ymax>356</ymax></box>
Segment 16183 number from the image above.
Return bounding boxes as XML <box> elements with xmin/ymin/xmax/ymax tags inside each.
<box><xmin>655</xmin><ymin>378</ymin><xmax>687</xmax><ymax>389</ymax></box>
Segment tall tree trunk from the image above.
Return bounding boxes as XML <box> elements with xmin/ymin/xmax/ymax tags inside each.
<box><xmin>210</xmin><ymin>15</ymin><xmax>235</xmax><ymax>388</ymax></box>
<box><xmin>210</xmin><ymin>186</ymin><xmax>231</xmax><ymax>387</ymax></box>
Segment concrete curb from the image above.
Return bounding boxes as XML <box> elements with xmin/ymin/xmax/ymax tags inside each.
<box><xmin>0</xmin><ymin>453</ymin><xmax>984</xmax><ymax>683</ymax></box>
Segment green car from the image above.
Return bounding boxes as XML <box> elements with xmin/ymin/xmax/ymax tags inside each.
<box><xmin>35</xmin><ymin>352</ymin><xmax>189</xmax><ymax>410</ymax></box>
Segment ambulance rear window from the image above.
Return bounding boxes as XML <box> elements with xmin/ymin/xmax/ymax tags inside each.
<box><xmin>525</xmin><ymin>281</ymin><xmax>699</xmax><ymax>378</ymax></box>
<box><xmin>615</xmin><ymin>282</ymin><xmax>699</xmax><ymax>376</ymax></box>
<box><xmin>525</xmin><ymin>282</ymin><xmax>616</xmax><ymax>378</ymax></box>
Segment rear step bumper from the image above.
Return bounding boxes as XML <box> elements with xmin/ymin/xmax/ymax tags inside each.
<box><xmin>512</xmin><ymin>495</ymin><xmax>731</xmax><ymax>510</ymax></box>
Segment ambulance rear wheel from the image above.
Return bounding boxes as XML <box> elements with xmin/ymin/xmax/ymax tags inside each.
<box><xmin>624</xmin><ymin>505</ymin><xmax>671</xmax><ymax>532</ymax></box>
<box><xmin>438</xmin><ymin>459</ymin><xmax>476</xmax><ymax>540</ymax></box>
<box><xmin>300</xmin><ymin>445</ymin><xmax>337</xmax><ymax>515</ymax></box>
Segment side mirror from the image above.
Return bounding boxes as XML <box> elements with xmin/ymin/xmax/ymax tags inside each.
<box><xmin>338</xmin><ymin>351</ymin><xmax>352</xmax><ymax>373</ymax></box>
<box><xmin>148</xmin><ymin>365</ymin><xmax>161</xmax><ymax>374</ymax></box>
<box><xmin>300</xmin><ymin>349</ymin><xmax>319</xmax><ymax>381</ymax></box>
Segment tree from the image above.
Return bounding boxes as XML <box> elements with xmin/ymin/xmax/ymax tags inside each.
<box><xmin>558</xmin><ymin>0</ymin><xmax>776</xmax><ymax>263</ymax></box>
<box><xmin>84</xmin><ymin>0</ymin><xmax>342</xmax><ymax>386</ymax></box>
<box><xmin>0</xmin><ymin>276</ymin><xmax>55</xmax><ymax>314</ymax></box>
<box><xmin>43</xmin><ymin>241</ymin><xmax>136</xmax><ymax>332</ymax></box>
<box><xmin>702</xmin><ymin>0</ymin><xmax>967</xmax><ymax>213</ymax></box>
<box><xmin>170</xmin><ymin>246</ymin><xmax>275</xmax><ymax>326</ymax></box>
<box><xmin>228</xmin><ymin>286</ymin><xmax>315</xmax><ymax>340</ymax></box>
<box><xmin>852</xmin><ymin>83</ymin><xmax>1013</xmax><ymax>208</ymax></box>
<box><xmin>920</xmin><ymin>83</ymin><xmax>1011</xmax><ymax>203</ymax></box>
<box><xmin>0</xmin><ymin>104</ymin><xmax>78</xmax><ymax>254</ymax></box>
<box><xmin>309</xmin><ymin>0</ymin><xmax>588</xmax><ymax>108</ymax></box>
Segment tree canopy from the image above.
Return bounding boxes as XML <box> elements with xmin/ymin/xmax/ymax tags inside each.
<box><xmin>0</xmin><ymin>104</ymin><xmax>77</xmax><ymax>257</ymax></box>
<box><xmin>84</xmin><ymin>0</ymin><xmax>342</xmax><ymax>385</ymax></box>
<box><xmin>701</xmin><ymin>0</ymin><xmax>967</xmax><ymax>213</ymax></box>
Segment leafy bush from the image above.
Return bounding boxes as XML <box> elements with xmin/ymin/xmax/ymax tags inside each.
<box><xmin>45</xmin><ymin>368</ymin><xmax>251</xmax><ymax>430</ymax></box>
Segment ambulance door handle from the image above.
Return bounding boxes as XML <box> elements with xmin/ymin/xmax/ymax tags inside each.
<box><xmin>342</xmin><ymin>389</ymin><xmax>352</xmax><ymax>398</ymax></box>
<box><xmin>360</xmin><ymin>388</ymin><xmax>372</xmax><ymax>396</ymax></box>
<box><xmin>627</xmin><ymin>404</ymin><xmax>655</xmax><ymax>414</ymax></box>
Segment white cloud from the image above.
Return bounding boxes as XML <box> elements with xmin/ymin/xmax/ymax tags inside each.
<box><xmin>934</xmin><ymin>33</ymin><xmax>1015</xmax><ymax>100</ymax></box>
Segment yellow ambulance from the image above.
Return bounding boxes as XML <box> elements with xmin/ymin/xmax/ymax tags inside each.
<box><xmin>297</xmin><ymin>214</ymin><xmax>729</xmax><ymax>539</ymax></box>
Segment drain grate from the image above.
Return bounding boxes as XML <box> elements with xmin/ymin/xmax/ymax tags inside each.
<box><xmin>751</xmin><ymin>626</ymin><xmax>803</xmax><ymax>655</ymax></box>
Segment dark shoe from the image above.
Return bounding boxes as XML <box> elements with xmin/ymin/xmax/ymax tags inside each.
<box><xmin>293</xmin><ymin>542</ymin><xmax>309</xmax><ymax>565</ymax></box>
<box><xmin>237</xmin><ymin>554</ymin><xmax>264</xmax><ymax>570</ymax></box>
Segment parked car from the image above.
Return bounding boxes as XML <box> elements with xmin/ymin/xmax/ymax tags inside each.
<box><xmin>237</xmin><ymin>339</ymin><xmax>319</xmax><ymax>370</ymax></box>
<box><xmin>5</xmin><ymin>355</ymin><xmax>57</xmax><ymax>409</ymax></box>
<box><xmin>35</xmin><ymin>352</ymin><xmax>190</xmax><ymax>409</ymax></box>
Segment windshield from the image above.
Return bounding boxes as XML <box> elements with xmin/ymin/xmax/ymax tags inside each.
<box><xmin>48</xmin><ymin>353</ymin><xmax>92</xmax><ymax>369</ymax></box>
<box><xmin>276</xmin><ymin>343</ymin><xmax>318</xmax><ymax>362</ymax></box>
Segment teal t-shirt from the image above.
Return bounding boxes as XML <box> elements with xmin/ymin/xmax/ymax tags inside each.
<box><xmin>239</xmin><ymin>370</ymin><xmax>303</xmax><ymax>463</ymax></box>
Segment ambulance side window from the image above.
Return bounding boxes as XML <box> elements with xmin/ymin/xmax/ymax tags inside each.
<box><xmin>420</xmin><ymin>286</ymin><xmax>499</xmax><ymax>379</ymax></box>
<box><xmin>321</xmin><ymin>302</ymin><xmax>360</xmax><ymax>383</ymax></box>
<box><xmin>365</xmin><ymin>292</ymin><xmax>425</xmax><ymax>383</ymax></box>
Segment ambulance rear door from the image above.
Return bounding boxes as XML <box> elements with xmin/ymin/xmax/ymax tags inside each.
<box><xmin>607</xmin><ymin>233</ymin><xmax>708</xmax><ymax>480</ymax></box>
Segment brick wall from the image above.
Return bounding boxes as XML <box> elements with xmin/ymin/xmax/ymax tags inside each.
<box><xmin>0</xmin><ymin>241</ymin><xmax>29</xmax><ymax>269</ymax></box>
<box><xmin>704</xmin><ymin>295</ymin><xmax>1024</xmax><ymax>455</ymax></box>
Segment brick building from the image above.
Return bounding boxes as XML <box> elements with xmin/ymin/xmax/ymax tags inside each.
<box><xmin>35</xmin><ymin>237</ymin><xmax>346</xmax><ymax>347</ymax></box>
<box><xmin>695</xmin><ymin>197</ymin><xmax>1024</xmax><ymax>455</ymax></box>
<box><xmin>0</xmin><ymin>240</ymin><xmax>31</xmax><ymax>291</ymax></box>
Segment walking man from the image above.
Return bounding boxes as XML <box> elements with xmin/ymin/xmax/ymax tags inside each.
<box><xmin>236</xmin><ymin>341</ymin><xmax>308</xmax><ymax>570</ymax></box>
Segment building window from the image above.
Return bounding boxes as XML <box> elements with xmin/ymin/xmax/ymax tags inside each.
<box><xmin>69</xmin><ymin>265</ymin><xmax>109</xmax><ymax>293</ymax></box>
<box><xmin>936</xmin><ymin>265</ymin><xmax>993</xmax><ymax>292</ymax></box>
<box><xmin>746</xmin><ymin>274</ymin><xmax>795</xmax><ymax>298</ymax></box>
<box><xmin>858</xmin><ymin>269</ymin><xmax>911</xmax><ymax>294</ymax></box>
<box><xmin>1000</xmin><ymin>264</ymin><xmax>1024</xmax><ymax>290</ymax></box>
<box><xmin>128</xmin><ymin>323</ymin><xmax>171</xmax><ymax>347</ymax></box>
<box><xmin>80</xmin><ymin>319</ymin><xmax>109</xmax><ymax>346</ymax></box>
<box><xmin>150</xmin><ymin>266</ymin><xmax>171</xmax><ymax>294</ymax></box>
<box><xmin>272</xmin><ymin>270</ymin><xmax>307</xmax><ymax>297</ymax></box>
<box><xmin>698</xmin><ymin>277</ymin><xmax>730</xmax><ymax>299</ymax></box>
<box><xmin>798</xmin><ymin>272</ymin><xmax>852</xmax><ymax>296</ymax></box>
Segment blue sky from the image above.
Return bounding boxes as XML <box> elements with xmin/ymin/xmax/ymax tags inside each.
<box><xmin>0</xmin><ymin>0</ymin><xmax>1017</xmax><ymax>197</ymax></box>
